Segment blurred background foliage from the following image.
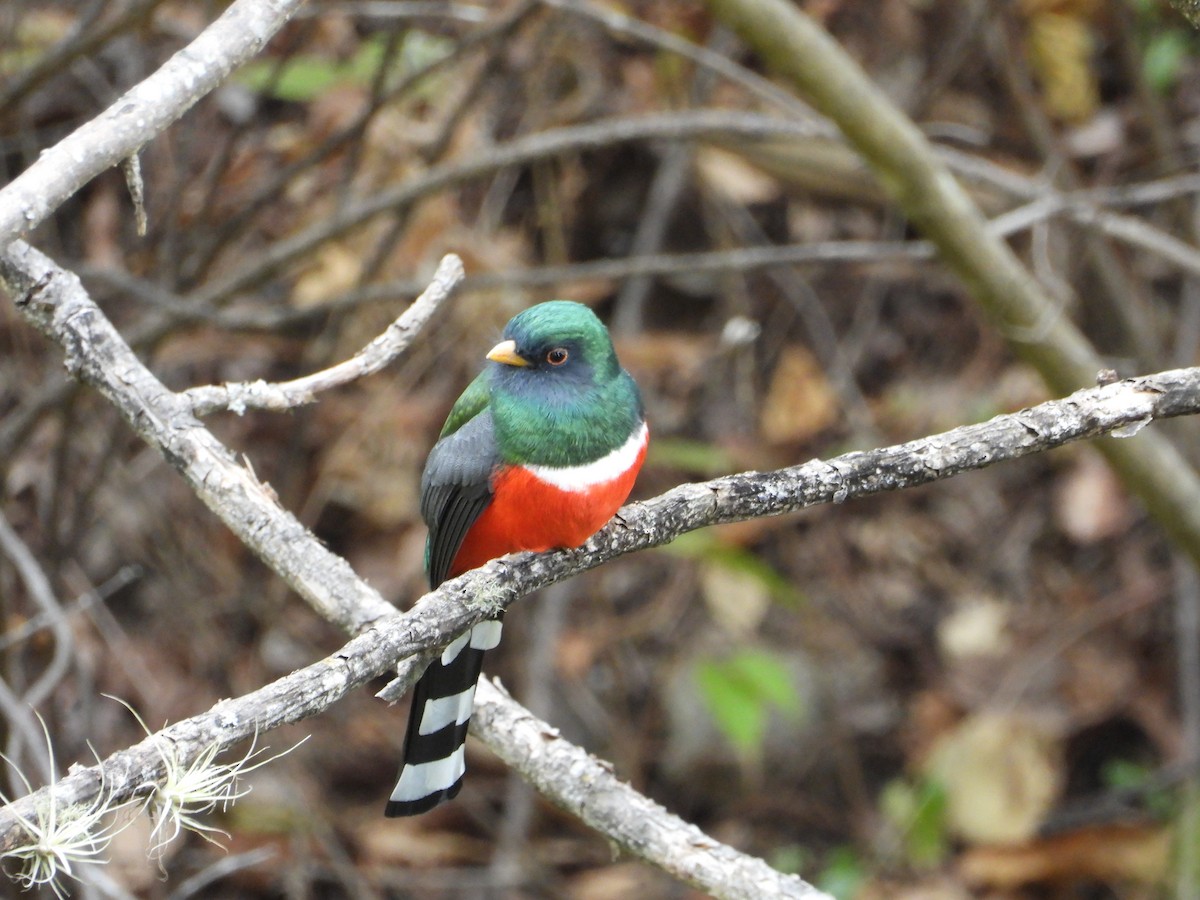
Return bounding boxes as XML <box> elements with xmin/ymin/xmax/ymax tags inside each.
<box><xmin>3</xmin><ymin>0</ymin><xmax>1200</xmax><ymax>897</ymax></box>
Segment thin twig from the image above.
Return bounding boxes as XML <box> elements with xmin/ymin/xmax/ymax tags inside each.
<box><xmin>188</xmin><ymin>111</ymin><xmax>825</xmax><ymax>307</ymax></box>
<box><xmin>0</xmin><ymin>510</ymin><xmax>75</xmax><ymax>781</ymax></box>
<box><xmin>181</xmin><ymin>254</ymin><xmax>462</xmax><ymax>416</ymax></box>
<box><xmin>120</xmin><ymin>154</ymin><xmax>147</xmax><ymax>237</ymax></box>
<box><xmin>611</xmin><ymin>25</ymin><xmax>733</xmax><ymax>335</ymax></box>
<box><xmin>0</xmin><ymin>0</ymin><xmax>169</xmax><ymax>112</ymax></box>
<box><xmin>164</xmin><ymin>846</ymin><xmax>276</xmax><ymax>900</ymax></box>
<box><xmin>0</xmin><ymin>567</ymin><xmax>140</xmax><ymax>654</ymax></box>
<box><xmin>541</xmin><ymin>0</ymin><xmax>817</xmax><ymax>122</ymax></box>
<box><xmin>0</xmin><ymin>343</ymin><xmax>1193</xmax><ymax>880</ymax></box>
<box><xmin>1176</xmin><ymin>555</ymin><xmax>1200</xmax><ymax>896</ymax></box>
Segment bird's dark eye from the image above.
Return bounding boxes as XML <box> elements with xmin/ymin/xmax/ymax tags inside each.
<box><xmin>546</xmin><ymin>347</ymin><xmax>569</xmax><ymax>366</ymax></box>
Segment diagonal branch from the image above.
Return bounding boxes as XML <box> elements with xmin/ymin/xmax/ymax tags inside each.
<box><xmin>472</xmin><ymin>677</ymin><xmax>832</xmax><ymax>900</ymax></box>
<box><xmin>2</xmin><ymin>239</ymin><xmax>395</xmax><ymax>635</ymax></box>
<box><xmin>0</xmin><ymin>0</ymin><xmax>310</xmax><ymax>251</ymax></box>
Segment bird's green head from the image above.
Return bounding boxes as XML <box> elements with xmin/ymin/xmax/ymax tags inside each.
<box><xmin>486</xmin><ymin>300</ymin><xmax>620</xmax><ymax>385</ymax></box>
<box><xmin>485</xmin><ymin>301</ymin><xmax>641</xmax><ymax>465</ymax></box>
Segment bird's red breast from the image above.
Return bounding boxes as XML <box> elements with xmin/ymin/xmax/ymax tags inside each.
<box><xmin>448</xmin><ymin>422</ymin><xmax>649</xmax><ymax>578</ymax></box>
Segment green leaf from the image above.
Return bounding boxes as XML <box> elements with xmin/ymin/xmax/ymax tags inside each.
<box><xmin>695</xmin><ymin>660</ymin><xmax>766</xmax><ymax>754</ymax></box>
<box><xmin>768</xmin><ymin>844</ymin><xmax>807</xmax><ymax>875</ymax></box>
<box><xmin>1144</xmin><ymin>29</ymin><xmax>1190</xmax><ymax>92</ymax></box>
<box><xmin>1102</xmin><ymin>758</ymin><xmax>1152</xmax><ymax>791</ymax></box>
<box><xmin>817</xmin><ymin>845</ymin><xmax>866</xmax><ymax>900</ymax></box>
<box><xmin>234</xmin><ymin>32</ymin><xmax>454</xmax><ymax>102</ymax></box>
<box><xmin>0</xmin><ymin>48</ymin><xmax>41</xmax><ymax>76</ymax></box>
<box><xmin>880</xmin><ymin>776</ymin><xmax>949</xmax><ymax>868</ymax></box>
<box><xmin>693</xmin><ymin>650</ymin><xmax>802</xmax><ymax>756</ymax></box>
<box><xmin>727</xmin><ymin>649</ymin><xmax>799</xmax><ymax>710</ymax></box>
<box><xmin>1103</xmin><ymin>758</ymin><xmax>1175</xmax><ymax>819</ymax></box>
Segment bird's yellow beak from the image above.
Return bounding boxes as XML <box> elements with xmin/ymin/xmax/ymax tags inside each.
<box><xmin>486</xmin><ymin>339</ymin><xmax>528</xmax><ymax>367</ymax></box>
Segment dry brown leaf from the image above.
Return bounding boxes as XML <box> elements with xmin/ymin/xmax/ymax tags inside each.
<box><xmin>1023</xmin><ymin>6</ymin><xmax>1100</xmax><ymax>122</ymax></box>
<box><xmin>381</xmin><ymin>193</ymin><xmax>460</xmax><ymax>278</ymax></box>
<box><xmin>615</xmin><ymin>333</ymin><xmax>712</xmax><ymax>382</ymax></box>
<box><xmin>857</xmin><ymin>878</ymin><xmax>973</xmax><ymax>900</ymax></box>
<box><xmin>568</xmin><ymin>862</ymin><xmax>670</xmax><ymax>900</ymax></box>
<box><xmin>760</xmin><ymin>346</ymin><xmax>839</xmax><ymax>445</ymax></box>
<box><xmin>938</xmin><ymin>596</ymin><xmax>1012</xmax><ymax>662</ymax></box>
<box><xmin>959</xmin><ymin>823</ymin><xmax>1170</xmax><ymax>889</ymax></box>
<box><xmin>1054</xmin><ymin>450</ymin><xmax>1131</xmax><ymax>544</ymax></box>
<box><xmin>615</xmin><ymin>332</ymin><xmax>715</xmax><ymax>433</ymax></box>
<box><xmin>105</xmin><ymin>813</ymin><xmax>162</xmax><ymax>893</ymax></box>
<box><xmin>291</xmin><ymin>240</ymin><xmax>363</xmax><ymax>307</ymax></box>
<box><xmin>1063</xmin><ymin>108</ymin><xmax>1126</xmax><ymax>158</ymax></box>
<box><xmin>1019</xmin><ymin>0</ymin><xmax>1100</xmax><ymax>14</ymax></box>
<box><xmin>905</xmin><ymin>691</ymin><xmax>964</xmax><ymax>766</ymax></box>
<box><xmin>700</xmin><ymin>560</ymin><xmax>771</xmax><ymax>637</ymax></box>
<box><xmin>12</xmin><ymin>9</ymin><xmax>74</xmax><ymax>51</ymax></box>
<box><xmin>313</xmin><ymin>387</ymin><xmax>436</xmax><ymax>527</ymax></box>
<box><xmin>308</xmin><ymin>84</ymin><xmax>368</xmax><ymax>142</ymax></box>
<box><xmin>343</xmin><ymin>531</ymin><xmax>421</xmax><ymax>607</ymax></box>
<box><xmin>556</xmin><ymin>628</ymin><xmax>600</xmax><ymax>681</ymax></box>
<box><xmin>357</xmin><ymin>816</ymin><xmax>493</xmax><ymax>867</ymax></box>
<box><xmin>694</xmin><ymin>146</ymin><xmax>780</xmax><ymax>205</ymax></box>
<box><xmin>1060</xmin><ymin>641</ymin><xmax>1137</xmax><ymax>722</ymax></box>
<box><xmin>926</xmin><ymin>712</ymin><xmax>1062</xmax><ymax>845</ymax></box>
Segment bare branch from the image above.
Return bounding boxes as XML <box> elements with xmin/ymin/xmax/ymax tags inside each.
<box><xmin>0</xmin><ymin>0</ymin><xmax>169</xmax><ymax>112</ymax></box>
<box><xmin>0</xmin><ymin>513</ymin><xmax>73</xmax><ymax>713</ymax></box>
<box><xmin>0</xmin><ymin>0</ymin><xmax>309</xmax><ymax>250</ymax></box>
<box><xmin>0</xmin><ymin>510</ymin><xmax>73</xmax><ymax>783</ymax></box>
<box><xmin>189</xmin><ymin>111</ymin><xmax>825</xmax><ymax>306</ymax></box>
<box><xmin>7</xmin><ymin>240</ymin><xmax>1200</xmax><ymax>896</ymax></box>
<box><xmin>472</xmin><ymin>678</ymin><xmax>830</xmax><ymax>900</ymax></box>
<box><xmin>1</xmin><ymin>239</ymin><xmax>395</xmax><ymax>635</ymax></box>
<box><xmin>4</xmin><ymin>4</ymin><xmax>1199</xmax><ymax>894</ymax></box>
<box><xmin>181</xmin><ymin>253</ymin><xmax>463</xmax><ymax>416</ymax></box>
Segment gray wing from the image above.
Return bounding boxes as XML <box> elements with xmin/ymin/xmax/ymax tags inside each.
<box><xmin>420</xmin><ymin>411</ymin><xmax>499</xmax><ymax>588</ymax></box>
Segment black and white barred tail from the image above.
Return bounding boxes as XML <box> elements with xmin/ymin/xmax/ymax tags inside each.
<box><xmin>385</xmin><ymin>618</ymin><xmax>503</xmax><ymax>817</ymax></box>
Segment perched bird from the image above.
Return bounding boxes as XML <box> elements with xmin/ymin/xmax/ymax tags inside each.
<box><xmin>386</xmin><ymin>300</ymin><xmax>648</xmax><ymax>816</ymax></box>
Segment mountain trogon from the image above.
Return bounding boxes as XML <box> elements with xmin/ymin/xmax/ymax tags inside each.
<box><xmin>386</xmin><ymin>300</ymin><xmax>648</xmax><ymax>816</ymax></box>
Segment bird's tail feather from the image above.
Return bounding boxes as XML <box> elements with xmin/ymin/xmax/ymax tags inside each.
<box><xmin>385</xmin><ymin>618</ymin><xmax>503</xmax><ymax>817</ymax></box>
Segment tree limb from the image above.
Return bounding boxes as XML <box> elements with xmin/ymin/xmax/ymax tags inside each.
<box><xmin>0</xmin><ymin>0</ymin><xmax>309</xmax><ymax>251</ymax></box>
<box><xmin>1</xmin><ymin>239</ymin><xmax>395</xmax><ymax>636</ymax></box>
<box><xmin>472</xmin><ymin>678</ymin><xmax>830</xmax><ymax>900</ymax></box>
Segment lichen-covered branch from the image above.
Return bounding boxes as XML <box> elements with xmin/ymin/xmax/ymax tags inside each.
<box><xmin>1</xmin><ymin>239</ymin><xmax>395</xmax><ymax>635</ymax></box>
<box><xmin>0</xmin><ymin>240</ymin><xmax>836</xmax><ymax>897</ymax></box>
